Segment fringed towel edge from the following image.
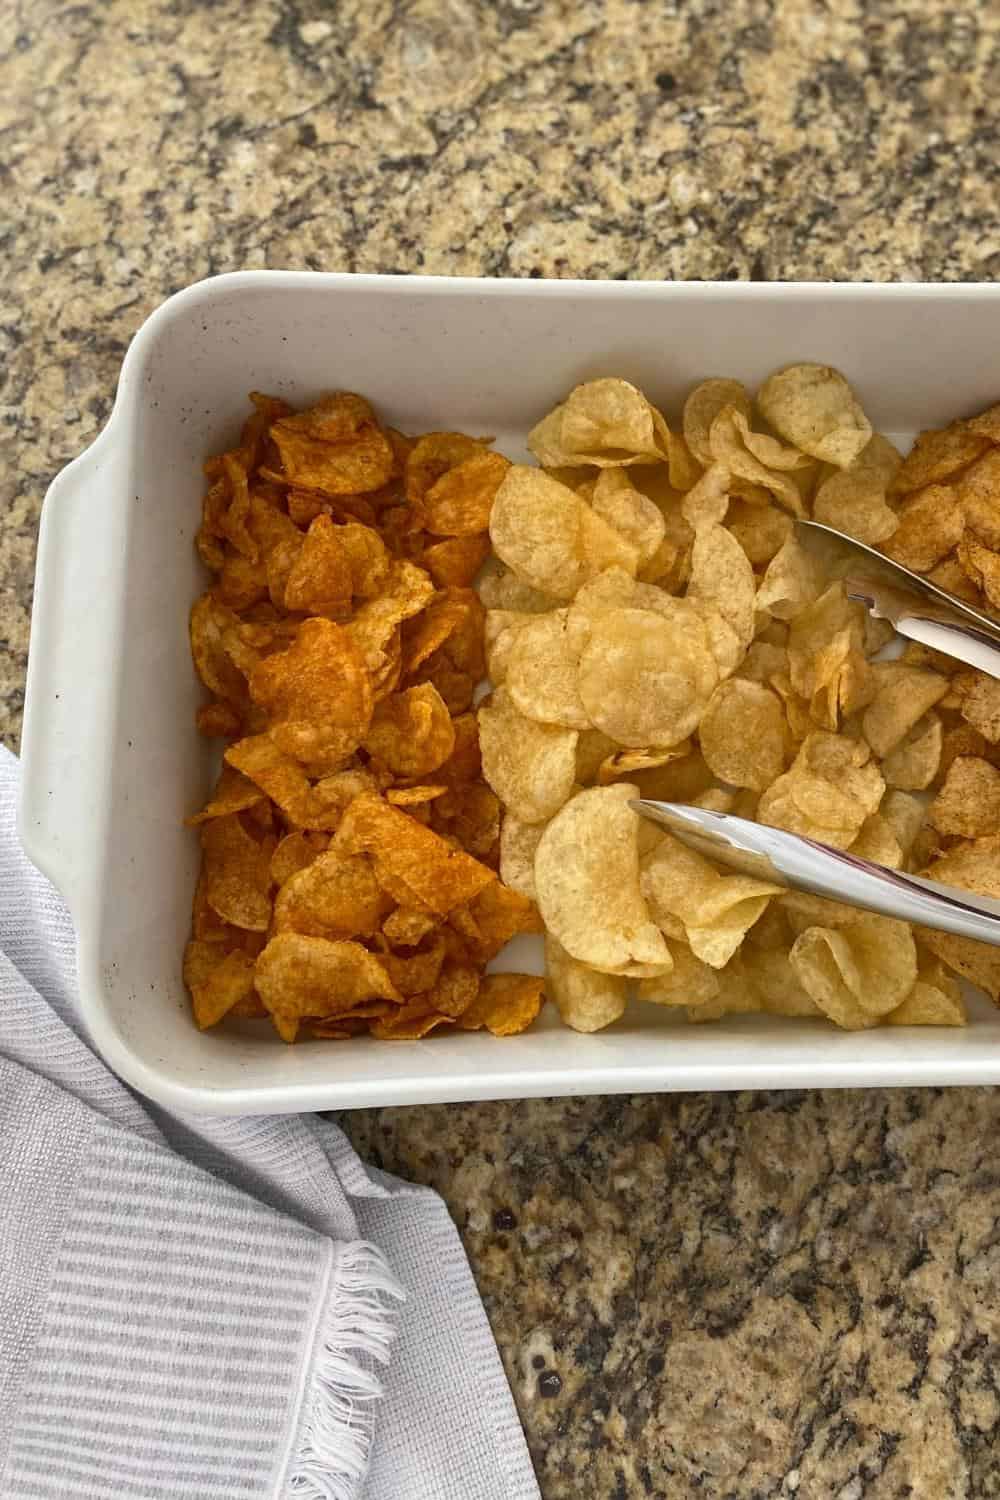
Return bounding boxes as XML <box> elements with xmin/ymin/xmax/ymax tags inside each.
<box><xmin>285</xmin><ymin>1239</ymin><xmax>405</xmax><ymax>1499</ymax></box>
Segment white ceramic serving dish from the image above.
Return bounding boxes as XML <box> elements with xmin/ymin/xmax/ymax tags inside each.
<box><xmin>21</xmin><ymin>272</ymin><xmax>1000</xmax><ymax>1114</ymax></box>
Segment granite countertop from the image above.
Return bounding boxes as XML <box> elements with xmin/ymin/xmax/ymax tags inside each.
<box><xmin>5</xmin><ymin>1</ymin><xmax>1000</xmax><ymax>1494</ymax></box>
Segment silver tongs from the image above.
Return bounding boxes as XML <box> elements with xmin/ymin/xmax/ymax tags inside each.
<box><xmin>798</xmin><ymin>519</ymin><xmax>1000</xmax><ymax>678</ymax></box>
<box><xmin>633</xmin><ymin>800</ymin><xmax>1000</xmax><ymax>945</ymax></box>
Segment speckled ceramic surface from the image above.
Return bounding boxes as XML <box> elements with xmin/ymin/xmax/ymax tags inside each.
<box><xmin>5</xmin><ymin>1</ymin><xmax>1000</xmax><ymax>1494</ymax></box>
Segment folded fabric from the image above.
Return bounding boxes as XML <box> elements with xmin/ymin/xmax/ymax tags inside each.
<box><xmin>0</xmin><ymin>746</ymin><xmax>539</xmax><ymax>1500</ymax></box>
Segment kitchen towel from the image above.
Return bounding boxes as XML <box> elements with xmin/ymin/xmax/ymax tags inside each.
<box><xmin>0</xmin><ymin>746</ymin><xmax>539</xmax><ymax>1500</ymax></box>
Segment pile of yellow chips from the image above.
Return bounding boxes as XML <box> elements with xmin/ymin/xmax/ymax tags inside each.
<box><xmin>481</xmin><ymin>369</ymin><xmax>1000</xmax><ymax>1032</ymax></box>
<box><xmin>185</xmin><ymin>392</ymin><xmax>542</xmax><ymax>1042</ymax></box>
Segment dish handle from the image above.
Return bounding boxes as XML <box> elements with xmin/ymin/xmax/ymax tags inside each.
<box><xmin>18</xmin><ymin>425</ymin><xmax>128</xmax><ymax>921</ymax></box>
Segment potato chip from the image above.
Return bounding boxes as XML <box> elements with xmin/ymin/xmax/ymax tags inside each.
<box><xmin>335</xmin><ymin>792</ymin><xmax>496</xmax><ymax>916</ymax></box>
<box><xmin>478</xmin><ymin>685</ymin><xmax>579</xmax><ymax>824</ymax></box>
<box><xmin>270</xmin><ymin>830</ymin><xmax>329</xmax><ymax>888</ymax></box>
<box><xmin>882</xmin><ymin>485</ymin><xmax>964</xmax><ymax>573</ymax></box>
<box><xmin>812</xmin><ymin>433</ymin><xmax>901</xmax><ymax>545</ymax></box>
<box><xmin>222</xmin><ymin>734</ymin><xmax>324</xmax><ymax>829</ymax></box>
<box><xmin>196</xmin><ymin>700</ymin><xmax>243</xmax><ymax>739</ymax></box>
<box><xmin>456</xmin><ymin>973</ymin><xmax>545</xmax><ymax>1036</ymax></box>
<box><xmin>880</xmin><ymin>712</ymin><xmax>943</xmax><ymax>791</ymax></box>
<box><xmin>544</xmin><ymin>935</ymin><xmax>627</xmax><ymax>1033</ymax></box>
<box><xmin>890</xmin><ymin>423</ymin><xmax>991</xmax><ymax>498</ymax></box>
<box><xmin>382</xmin><ymin>906</ymin><xmax>438</xmax><ymax>947</ymax></box>
<box><xmin>386</xmin><ymin>784</ymin><xmax>448</xmax><ymax>807</ymax></box>
<box><xmin>787</xmin><ymin>584</ymin><xmax>864</xmax><ymax>700</ymax></box>
<box><xmin>534</xmin><ymin>785</ymin><xmax>671</xmax><ymax>971</ymax></box>
<box><xmin>682</xmin><ymin>379</ymin><xmax>751</xmax><ymax>467</ymax></box>
<box><xmin>590</xmin><ymin>469</ymin><xmax>667</xmax><ymax>571</ymax></box>
<box><xmin>756</xmin><ymin>535</ymin><xmax>824</xmax><ymax>622</ymax></box>
<box><xmin>680</xmin><ymin>463</ymin><xmax>730</xmax><ymax>532</ymax></box>
<box><xmin>249</xmin><ymin>617</ymin><xmax>373</xmax><ymax>771</ymax></box>
<box><xmin>477</xmin><ymin>561</ymin><xmax>557</xmax><ymax>613</ymax></box>
<box><xmin>849</xmin><ymin>812</ymin><xmax>903</xmax><ymax>869</ymax></box>
<box><xmin>789</xmin><ymin>914</ymin><xmax>916</xmax><ymax>1029</ymax></box>
<box><xmin>698</xmin><ymin>679</ymin><xmax>787</xmax><ymax>791</ymax></box>
<box><xmin>363</xmin><ymin>683</ymin><xmax>455</xmax><ymax>778</ymax></box>
<box><xmin>422</xmin><ymin>533</ymin><xmax>490</xmax><ymax>589</ymax></box>
<box><xmin>528</xmin><ymin>379</ymin><xmax>668</xmax><ymax>468</ymax></box>
<box><xmin>861</xmin><ymin>661</ymin><xmax>949</xmax><ymax>757</ymax></box>
<box><xmin>273</xmin><ymin>847</ymin><xmax>384</xmax><ymax>940</ymax></box>
<box><xmin>886</xmin><ymin>960</ymin><xmax>966</xmax><ymax>1027</ymax></box>
<box><xmin>759</xmin><ymin>732</ymin><xmax>884</xmax><ymax>848</ymax></box>
<box><xmin>200</xmin><ymin>814</ymin><xmax>273</xmax><ymax>932</ymax></box>
<box><xmin>421</xmin><ymin>451</ymin><xmax>511</xmax><ymax>536</ymax></box>
<box><xmin>504</xmin><ymin>610</ymin><xmax>589</xmax><ymax>729</ymax></box>
<box><xmin>270</xmin><ymin>395</ymin><xmax>395</xmax><ymax>495</ymax></box>
<box><xmin>405</xmin><ymin>432</ymin><xmax>487</xmax><ymax>508</ymax></box>
<box><xmin>190</xmin><ymin>594</ymin><xmax>252</xmax><ymax>711</ymax></box>
<box><xmin>378</xmin><ymin>937</ymin><xmax>448</xmax><ymax>998</ymax></box>
<box><xmin>640</xmin><ymin>833</ymin><xmax>781</xmax><ymax>968</ymax></box>
<box><xmin>483</xmin><ymin>609</ymin><xmax>530</xmax><ymax>685</ymax></box>
<box><xmin>636</xmin><ymin>938</ymin><xmax>720</xmax><ymax>1009</ymax></box>
<box><xmin>283</xmin><ymin>515</ymin><xmax>352</xmax><ymax>619</ymax></box>
<box><xmin>707</xmin><ymin>407</ymin><xmax>805</xmax><ymax>514</ymax></box>
<box><xmin>929</xmin><ymin>755</ymin><xmax>1000</xmax><ymax>838</ymax></box>
<box><xmin>686</xmin><ymin>522</ymin><xmax>756</xmax><ymax>652</ymax></box>
<box><xmin>431</xmin><ymin>784</ymin><xmax>501</xmax><ymax>861</ymax></box>
<box><xmin>954</xmin><ymin>448</ymin><xmax>1000</xmax><ymax>549</ymax></box>
<box><xmin>952</xmin><ymin>671</ymin><xmax>1000</xmax><ymax>743</ymax></box>
<box><xmin>185</xmin><ymin>764</ymin><xmax>264</xmax><ymax>826</ymax></box>
<box><xmin>489</xmin><ymin>468</ymin><xmax>594</xmax><ymax>601</ymax></box>
<box><xmin>347</xmin><ymin>560</ymin><xmax>436</xmax><ymax>665</ymax></box>
<box><xmin>450</xmin><ymin>881</ymin><xmax>539</xmax><ymax>963</ymax></box>
<box><xmin>255</xmin><ymin>934</ymin><xmax>401</xmax><ymax>1042</ymax></box>
<box><xmin>757</xmin><ymin>363</ymin><xmax>871</xmax><ymax>468</ymax></box>
<box><xmin>596</xmin><ymin>744</ymin><xmax>691</xmax><ymax>784</ymax></box>
<box><xmin>956</xmin><ymin>533</ymin><xmax>1000</xmax><ymax>610</ymax></box>
<box><xmin>499</xmin><ymin>813</ymin><xmax>546</xmax><ymax>901</ymax></box>
<box><xmin>183</xmin><ymin>941</ymin><xmax>258</xmax><ymax>1030</ymax></box>
<box><xmin>878</xmin><ymin>790</ymin><xmax>926</xmax><ymax>864</ymax></box>
<box><xmin>577</xmin><ymin>603</ymin><xmax>717</xmax><ymax>749</ymax></box>
<box><xmin>727</xmin><ymin>501</ymin><xmax>793</xmax><ymax>567</ymax></box>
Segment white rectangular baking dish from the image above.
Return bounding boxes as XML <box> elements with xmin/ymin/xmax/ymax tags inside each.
<box><xmin>20</xmin><ymin>272</ymin><xmax>1000</xmax><ymax>1114</ymax></box>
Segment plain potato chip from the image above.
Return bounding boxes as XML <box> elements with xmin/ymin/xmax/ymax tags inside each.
<box><xmin>680</xmin><ymin>463</ymin><xmax>730</xmax><ymax>532</ymax></box>
<box><xmin>478</xmin><ymin>685</ymin><xmax>579</xmax><ymax>823</ymax></box>
<box><xmin>849</xmin><ymin>812</ymin><xmax>903</xmax><ymax>869</ymax></box>
<box><xmin>886</xmin><ymin>961</ymin><xmax>966</xmax><ymax>1026</ymax></box>
<box><xmin>757</xmin><ymin>363</ymin><xmax>872</xmax><ymax>468</ymax></box>
<box><xmin>789</xmin><ymin>914</ymin><xmax>916</xmax><ymax>1029</ymax></box>
<box><xmin>879</xmin><ymin>790</ymin><xmax>926</xmax><ymax>863</ymax></box>
<box><xmin>861</xmin><ymin>661</ymin><xmax>949</xmax><ymax>756</ymax></box>
<box><xmin>682</xmin><ymin>378</ymin><xmax>751</xmax><ymax>467</ymax></box>
<box><xmin>597</xmin><ymin>744</ymin><xmax>691</xmax><ymax>784</ymax></box>
<box><xmin>498</xmin><ymin>813</ymin><xmax>546</xmax><ymax>901</ymax></box>
<box><xmin>477</xmin><ymin>561</ymin><xmax>558</xmax><ymax>613</ymax></box>
<box><xmin>201</xmin><ymin>814</ymin><xmax>273</xmax><ymax>932</ymax></box>
<box><xmin>707</xmin><ymin>407</ymin><xmax>805</xmax><ymax>514</ymax></box>
<box><xmin>457</xmin><ymin>973</ymin><xmax>545</xmax><ymax>1035</ymax></box>
<box><xmin>544</xmin><ymin>934</ymin><xmax>627</xmax><ymax>1032</ymax></box>
<box><xmin>528</xmin><ymin>379</ymin><xmax>668</xmax><ymax>468</ymax></box>
<box><xmin>743</xmin><ymin>945</ymin><xmax>820</xmax><ymax>1018</ymax></box>
<box><xmin>255</xmin><ymin>933</ymin><xmax>401</xmax><ymax>1042</ymax></box>
<box><xmin>489</xmin><ymin>468</ymin><xmax>593</xmax><ymax>601</ymax></box>
<box><xmin>273</xmin><ymin>847</ymin><xmax>384</xmax><ymax>940</ymax></box>
<box><xmin>590</xmin><ymin>469</ymin><xmax>667</xmax><ymax>571</ymax></box>
<box><xmin>686</xmin><ymin>523</ymin><xmax>756</xmax><ymax>653</ymax></box>
<box><xmin>812</xmin><ymin>433</ymin><xmax>901</xmax><ymax>544</ymax></box>
<box><xmin>882</xmin><ymin>485</ymin><xmax>964</xmax><ymax>573</ymax></box>
<box><xmin>363</xmin><ymin>683</ymin><xmax>456</xmax><ymax>778</ymax></box>
<box><xmin>880</xmin><ymin>712</ymin><xmax>943</xmax><ymax>791</ymax></box>
<box><xmin>759</xmin><ymin>732</ymin><xmax>884</xmax><ymax>848</ymax></box>
<box><xmin>787</xmin><ymin>583</ymin><xmax>864</xmax><ymax>701</ymax></box>
<box><xmin>640</xmin><ymin>833</ymin><xmax>782</xmax><ymax>968</ymax></box>
<box><xmin>698</xmin><ymin>678</ymin><xmax>787</xmax><ymax>791</ymax></box>
<box><xmin>636</xmin><ymin>938</ymin><xmax>721</xmax><ymax>1009</ymax></box>
<box><xmin>534</xmin><ymin>785</ymin><xmax>671</xmax><ymax>972</ymax></box>
<box><xmin>577</xmin><ymin>603</ymin><xmax>717</xmax><ymax>749</ymax></box>
<box><xmin>755</xmin><ymin>535</ymin><xmax>823</xmax><ymax>622</ymax></box>
<box><xmin>930</xmin><ymin>755</ymin><xmax>1000</xmax><ymax>837</ymax></box>
<box><xmin>505</xmin><ymin>610</ymin><xmax>590</xmax><ymax>729</ymax></box>
<box><xmin>727</xmin><ymin>501</ymin><xmax>793</xmax><ymax>567</ymax></box>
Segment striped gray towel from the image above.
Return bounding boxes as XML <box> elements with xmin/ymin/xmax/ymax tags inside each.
<box><xmin>0</xmin><ymin>747</ymin><xmax>539</xmax><ymax>1500</ymax></box>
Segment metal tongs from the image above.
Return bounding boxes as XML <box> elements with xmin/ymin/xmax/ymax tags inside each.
<box><xmin>632</xmin><ymin>520</ymin><xmax>1000</xmax><ymax>945</ymax></box>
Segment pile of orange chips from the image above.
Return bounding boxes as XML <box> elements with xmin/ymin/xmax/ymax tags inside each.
<box><xmin>185</xmin><ymin>391</ymin><xmax>542</xmax><ymax>1042</ymax></box>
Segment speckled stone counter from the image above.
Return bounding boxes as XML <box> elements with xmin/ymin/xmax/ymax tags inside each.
<box><xmin>4</xmin><ymin>2</ymin><xmax>1000</xmax><ymax>1494</ymax></box>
